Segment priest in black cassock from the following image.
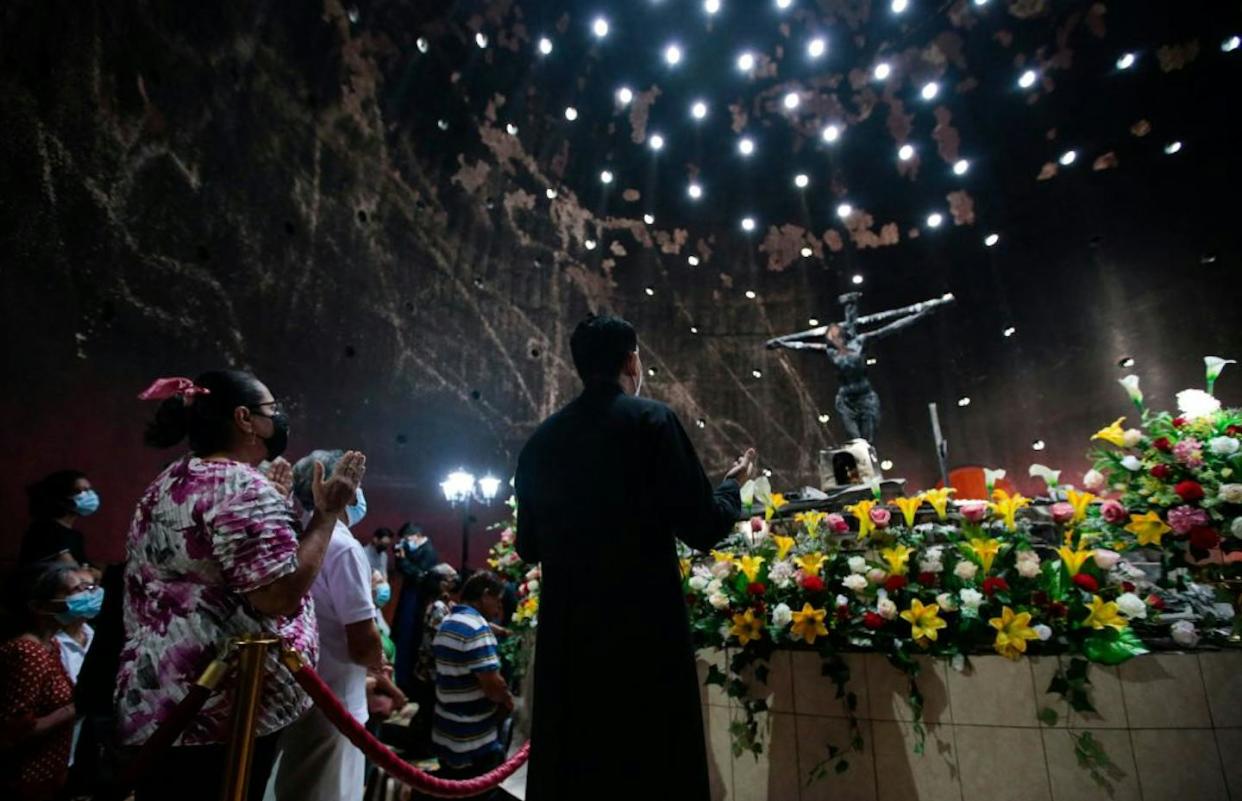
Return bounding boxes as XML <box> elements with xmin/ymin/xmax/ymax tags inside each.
<box><xmin>515</xmin><ymin>314</ymin><xmax>756</xmax><ymax>801</ymax></box>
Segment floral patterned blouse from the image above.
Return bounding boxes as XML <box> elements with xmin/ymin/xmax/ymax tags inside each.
<box><xmin>115</xmin><ymin>456</ymin><xmax>318</xmax><ymax>746</ymax></box>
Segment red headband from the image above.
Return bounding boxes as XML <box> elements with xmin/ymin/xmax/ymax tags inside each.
<box><xmin>137</xmin><ymin>377</ymin><xmax>212</xmax><ymax>403</ymax></box>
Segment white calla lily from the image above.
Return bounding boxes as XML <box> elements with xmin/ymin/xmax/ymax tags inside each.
<box><xmin>1028</xmin><ymin>464</ymin><xmax>1061</xmax><ymax>489</ymax></box>
<box><xmin>1205</xmin><ymin>356</ymin><xmax>1236</xmax><ymax>394</ymax></box>
<box><xmin>1118</xmin><ymin>374</ymin><xmax>1143</xmax><ymax>409</ymax></box>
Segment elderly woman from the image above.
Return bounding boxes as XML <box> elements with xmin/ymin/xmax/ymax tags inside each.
<box><xmin>116</xmin><ymin>371</ymin><xmax>364</xmax><ymax>801</ymax></box>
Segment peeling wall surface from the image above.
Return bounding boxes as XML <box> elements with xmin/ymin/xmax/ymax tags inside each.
<box><xmin>1</xmin><ymin>1</ymin><xmax>1240</xmax><ymax>565</ymax></box>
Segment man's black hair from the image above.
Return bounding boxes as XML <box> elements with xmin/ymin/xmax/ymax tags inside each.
<box><xmin>569</xmin><ymin>313</ymin><xmax>637</xmax><ymax>383</ymax></box>
<box><xmin>459</xmin><ymin>570</ymin><xmax>505</xmax><ymax>604</ymax></box>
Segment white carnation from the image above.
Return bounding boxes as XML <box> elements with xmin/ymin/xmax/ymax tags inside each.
<box><xmin>1219</xmin><ymin>484</ymin><xmax>1242</xmax><ymax>504</ymax></box>
<box><xmin>1116</xmin><ymin>592</ymin><xmax>1147</xmax><ymax>619</ymax></box>
<box><xmin>959</xmin><ymin>588</ymin><xmax>984</xmax><ymax>610</ymax></box>
<box><xmin>768</xmin><ymin>560</ymin><xmax>795</xmax><ymax>588</ymax></box>
<box><xmin>771</xmin><ymin>602</ymin><xmax>793</xmax><ymax>628</ymax></box>
<box><xmin>1033</xmin><ymin>624</ymin><xmax>1053</xmax><ymax>641</ymax></box>
<box><xmin>954</xmin><ymin>561</ymin><xmax>979</xmax><ymax>581</ymax></box>
<box><xmin>1176</xmin><ymin>389</ymin><xmax>1221</xmax><ymax>420</ymax></box>
<box><xmin>1210</xmin><ymin>436</ymin><xmax>1240</xmax><ymax>456</ymax></box>
<box><xmin>1123</xmin><ymin>428</ymin><xmax>1143</xmax><ymax>448</ymax></box>
<box><xmin>1121</xmin><ymin>455</ymin><xmax>1143</xmax><ymax>472</ymax></box>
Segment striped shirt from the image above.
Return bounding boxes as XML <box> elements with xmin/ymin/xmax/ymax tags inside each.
<box><xmin>431</xmin><ymin>604</ymin><xmax>502</xmax><ymax>768</ymax></box>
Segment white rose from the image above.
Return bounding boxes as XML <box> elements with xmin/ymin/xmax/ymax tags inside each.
<box><xmin>954</xmin><ymin>561</ymin><xmax>979</xmax><ymax>581</ymax></box>
<box><xmin>1123</xmin><ymin>428</ymin><xmax>1143</xmax><ymax>448</ymax></box>
<box><xmin>842</xmin><ymin>574</ymin><xmax>868</xmax><ymax>593</ymax></box>
<box><xmin>959</xmin><ymin>588</ymin><xmax>984</xmax><ymax>610</ymax></box>
<box><xmin>708</xmin><ymin>592</ymin><xmax>731</xmax><ymax>610</ymax></box>
<box><xmin>688</xmin><ymin>575</ymin><xmax>710</xmax><ymax>592</ymax></box>
<box><xmin>1116</xmin><ymin>592</ymin><xmax>1147</xmax><ymax>619</ymax></box>
<box><xmin>1016</xmin><ymin>557</ymin><xmax>1041</xmax><ymax>579</ymax></box>
<box><xmin>835</xmin><ymin>594</ymin><xmax>849</xmax><ymax>608</ymax></box>
<box><xmin>877</xmin><ymin>598</ymin><xmax>898</xmax><ymax>620</ymax></box>
<box><xmin>1034</xmin><ymin>624</ymin><xmax>1053</xmax><ymax>641</ymax></box>
<box><xmin>935</xmin><ymin>592</ymin><xmax>958</xmax><ymax>612</ymax></box>
<box><xmin>1083</xmin><ymin>469</ymin><xmax>1106</xmax><ymax>491</ymax></box>
<box><xmin>1210</xmin><ymin>436</ymin><xmax>1241</xmax><ymax>456</ymax></box>
<box><xmin>526</xmin><ymin>579</ymin><xmax>540</xmax><ymax>593</ymax></box>
<box><xmin>771</xmin><ymin>602</ymin><xmax>793</xmax><ymax>628</ymax></box>
<box><xmin>867</xmin><ymin>568</ymin><xmax>888</xmax><ymax>585</ymax></box>
<box><xmin>1170</xmin><ymin>620</ymin><xmax>1199</xmax><ymax>648</ymax></box>
<box><xmin>1219</xmin><ymin>484</ymin><xmax>1242</xmax><ymax>504</ymax></box>
<box><xmin>1121</xmin><ymin>455</ymin><xmax>1143</xmax><ymax>472</ymax></box>
<box><xmin>925</xmin><ymin>546</ymin><xmax>944</xmax><ymax>562</ymax></box>
<box><xmin>706</xmin><ymin>578</ymin><xmax>723</xmax><ymax>596</ymax></box>
<box><xmin>1232</xmin><ymin>517</ymin><xmax>1242</xmax><ymax>538</ymax></box>
<box><xmin>848</xmin><ymin>555</ymin><xmax>868</xmax><ymax>574</ymax></box>
<box><xmin>710</xmin><ymin>560</ymin><xmax>733</xmax><ymax>579</ymax></box>
<box><xmin>1093</xmin><ymin>549</ymin><xmax>1121</xmax><ymax>570</ymax></box>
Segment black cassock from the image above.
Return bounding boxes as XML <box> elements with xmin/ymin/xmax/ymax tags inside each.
<box><xmin>515</xmin><ymin>381</ymin><xmax>741</xmax><ymax>801</ymax></box>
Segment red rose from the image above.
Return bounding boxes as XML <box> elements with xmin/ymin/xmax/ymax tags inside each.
<box><xmin>801</xmin><ymin>575</ymin><xmax>826</xmax><ymax>592</ymax></box>
<box><xmin>1175</xmin><ymin>480</ymin><xmax>1205</xmax><ymax>502</ymax></box>
<box><xmin>685</xmin><ymin>593</ymin><xmax>698</xmax><ymax>605</ymax></box>
<box><xmin>917</xmin><ymin>571</ymin><xmax>938</xmax><ymax>587</ymax></box>
<box><xmin>747</xmin><ymin>582</ymin><xmax>767</xmax><ymax>596</ymax></box>
<box><xmin>884</xmin><ymin>575</ymin><xmax>909</xmax><ymax>592</ymax></box>
<box><xmin>982</xmin><ymin>577</ymin><xmax>1009</xmax><ymax>596</ymax></box>
<box><xmin>836</xmin><ymin>606</ymin><xmax>851</xmax><ymax>621</ymax></box>
<box><xmin>1227</xmin><ymin>426</ymin><xmax>1240</xmax><ymax>437</ymax></box>
<box><xmin>1153</xmin><ymin>437</ymin><xmax>1172</xmax><ymax>452</ymax></box>
<box><xmin>1150</xmin><ymin>464</ymin><xmax>1172</xmax><ymax>480</ymax></box>
<box><xmin>1072</xmin><ymin>573</ymin><xmax>1099</xmax><ymax>592</ymax></box>
<box><xmin>1100</xmin><ymin>500</ymin><xmax>1128</xmax><ymax>524</ymax></box>
<box><xmin>1189</xmin><ymin>526</ymin><xmax>1221</xmax><ymax>551</ymax></box>
<box><xmin>863</xmin><ymin>611</ymin><xmax>885</xmax><ymax>629</ymax></box>
<box><xmin>1049</xmin><ymin>602</ymin><xmax>1069</xmax><ymax>618</ymax></box>
<box><xmin>1032</xmin><ymin>590</ymin><xmax>1049</xmax><ymax>606</ymax></box>
<box><xmin>1121</xmin><ymin>581</ymin><xmax>1136</xmax><ymax>593</ymax></box>
<box><xmin>1172</xmin><ymin>417</ymin><xmax>1187</xmax><ymax>428</ymax></box>
<box><xmin>1145</xmin><ymin>593</ymin><xmax>1166</xmax><ymax>610</ymax></box>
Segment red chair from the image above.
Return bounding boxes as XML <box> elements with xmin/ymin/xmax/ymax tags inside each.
<box><xmin>936</xmin><ymin>466</ymin><xmax>1018</xmax><ymax>500</ymax></box>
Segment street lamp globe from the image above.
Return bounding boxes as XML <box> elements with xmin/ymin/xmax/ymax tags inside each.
<box><xmin>441</xmin><ymin>469</ymin><xmax>475</xmax><ymax>502</ymax></box>
<box><xmin>478</xmin><ymin>475</ymin><xmax>503</xmax><ymax>501</ymax></box>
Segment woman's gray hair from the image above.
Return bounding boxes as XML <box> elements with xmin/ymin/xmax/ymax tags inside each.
<box><xmin>292</xmin><ymin>449</ymin><xmax>346</xmax><ymax>512</ymax></box>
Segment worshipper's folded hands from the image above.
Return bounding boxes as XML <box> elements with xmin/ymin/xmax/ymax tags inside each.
<box><xmin>725</xmin><ymin>447</ymin><xmax>758</xmax><ymax>483</ymax></box>
<box><xmin>266</xmin><ymin>457</ymin><xmax>294</xmax><ymax>497</ymax></box>
<box><xmin>312</xmin><ymin>450</ymin><xmax>367</xmax><ymax>514</ymax></box>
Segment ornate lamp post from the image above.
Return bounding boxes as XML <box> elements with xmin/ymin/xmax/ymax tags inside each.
<box><xmin>440</xmin><ymin>469</ymin><xmax>503</xmax><ymax>570</ymax></box>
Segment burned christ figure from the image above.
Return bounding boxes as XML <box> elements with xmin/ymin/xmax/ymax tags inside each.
<box><xmin>765</xmin><ymin>291</ymin><xmax>954</xmax><ymax>443</ymax></box>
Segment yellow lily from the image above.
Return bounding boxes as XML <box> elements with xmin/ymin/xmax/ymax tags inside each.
<box><xmin>765</xmin><ymin>492</ymin><xmax>788</xmax><ymax>522</ymax></box>
<box><xmin>1091</xmin><ymin>417</ymin><xmax>1128</xmax><ymax>448</ymax></box>
<box><xmin>920</xmin><ymin>487</ymin><xmax>956</xmax><ymax>521</ymax></box>
<box><xmin>737</xmin><ymin>554</ymin><xmax>766</xmax><ymax>583</ymax></box>
<box><xmin>892</xmin><ymin>496</ymin><xmax>924</xmax><ymax>527</ymax></box>
<box><xmin>963</xmin><ymin>537</ymin><xmax>1003</xmax><ymax>574</ymax></box>
<box><xmin>1065</xmin><ymin>489</ymin><xmax>1097</xmax><ymax>523</ymax></box>
<box><xmin>711</xmin><ymin>549</ymin><xmax>737</xmax><ymax>565</ymax></box>
<box><xmin>989</xmin><ymin>606</ymin><xmax>1039</xmax><ymax>660</ymax></box>
<box><xmin>900</xmin><ymin>599</ymin><xmax>947</xmax><ymax>642</ymax></box>
<box><xmin>730</xmin><ymin>608</ymin><xmax>765</xmax><ymax>645</ymax></box>
<box><xmin>1081</xmin><ymin>595</ymin><xmax>1128</xmax><ymax>631</ymax></box>
<box><xmin>795</xmin><ymin>552</ymin><xmax>827</xmax><ymax>577</ymax></box>
<box><xmin>679</xmin><ymin>558</ymin><xmax>692</xmax><ymax>579</ymax></box>
<box><xmin>771</xmin><ymin>535</ymin><xmax>796</xmax><ymax>561</ymax></box>
<box><xmin>789</xmin><ymin>603</ymin><xmax>829</xmax><ymax>644</ymax></box>
<box><xmin>794</xmin><ymin>510</ymin><xmax>828</xmax><ymax>537</ymax></box>
<box><xmin>513</xmin><ymin>595</ymin><xmax>540</xmax><ymax>623</ymax></box>
<box><xmin>990</xmin><ymin>488</ymin><xmax>1031</xmax><ymax>531</ymax></box>
<box><xmin>1057</xmin><ymin>545</ymin><xmax>1095</xmax><ymax>576</ymax></box>
<box><xmin>880</xmin><ymin>544</ymin><xmax>913</xmax><ymax>576</ymax></box>
<box><xmin>845</xmin><ymin>499</ymin><xmax>877</xmax><ymax>539</ymax></box>
<box><xmin>1125</xmin><ymin>511</ymin><xmax>1171</xmax><ymax>547</ymax></box>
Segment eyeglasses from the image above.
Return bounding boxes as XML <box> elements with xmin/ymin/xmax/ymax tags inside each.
<box><xmin>249</xmin><ymin>401</ymin><xmax>282</xmax><ymax>416</ymax></box>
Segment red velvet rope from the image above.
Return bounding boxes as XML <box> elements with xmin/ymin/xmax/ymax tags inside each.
<box><xmin>286</xmin><ymin>657</ymin><xmax>530</xmax><ymax>798</ymax></box>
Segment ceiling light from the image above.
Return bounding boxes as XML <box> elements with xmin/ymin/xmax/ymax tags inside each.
<box><xmin>776</xmin><ymin>0</ymin><xmax>792</xmax><ymax>9</ymax></box>
<box><xmin>691</xmin><ymin>100</ymin><xmax>708</xmax><ymax>119</ymax></box>
<box><xmin>1018</xmin><ymin>69</ymin><xmax>1037</xmax><ymax>89</ymax></box>
<box><xmin>985</xmin><ymin>233</ymin><xmax>1000</xmax><ymax>247</ymax></box>
<box><xmin>506</xmin><ymin>123</ymin><xmax>518</xmax><ymax>135</ymax></box>
<box><xmin>1223</xmin><ymin>36</ymin><xmax>1241</xmax><ymax>53</ymax></box>
<box><xmin>973</xmin><ymin>0</ymin><xmax>989</xmax><ymax>5</ymax></box>
<box><xmin>926</xmin><ymin>212</ymin><xmax>944</xmax><ymax>228</ymax></box>
<box><xmin>866</xmin><ymin>358</ymin><xmax>877</xmax><ymax>366</ymax></box>
<box><xmin>822</xmin><ymin>124</ymin><xmax>841</xmax><ymax>143</ymax></box>
<box><xmin>738</xmin><ymin>137</ymin><xmax>755</xmax><ymax>156</ymax></box>
<box><xmin>809</xmin><ymin>318</ymin><xmax>819</xmax><ymax>326</ymax></box>
<box><xmin>690</xmin><ymin>326</ymin><xmax>699</xmax><ymax>334</ymax></box>
<box><xmin>416</xmin><ymin>37</ymin><xmax>429</xmax><ymax>53</ymax></box>
<box><xmin>953</xmin><ymin>158</ymin><xmax>970</xmax><ymax>175</ymax></box>
<box><xmin>920</xmin><ymin>81</ymin><xmax>939</xmax><ymax>100</ymax></box>
<box><xmin>817</xmin><ymin>413</ymin><xmax>830</xmax><ymax>423</ymax></box>
<box><xmin>1116</xmin><ymin>52</ymin><xmax>1136</xmax><ymax>70</ymax></box>
<box><xmin>1118</xmin><ymin>356</ymin><xmax>1135</xmax><ymax>368</ymax></box>
<box><xmin>737</xmin><ymin>51</ymin><xmax>755</xmax><ymax>71</ymax></box>
<box><xmin>1032</xmin><ymin>439</ymin><xmax>1046</xmax><ymax>451</ymax></box>
<box><xmin>647</xmin><ymin>367</ymin><xmax>657</xmax><ymax>377</ymax></box>
<box><xmin>783</xmin><ymin>92</ymin><xmax>800</xmax><ymax>110</ymax></box>
<box><xmin>807</xmin><ymin>38</ymin><xmax>826</xmax><ymax>58</ymax></box>
<box><xmin>801</xmin><ymin>247</ymin><xmax>813</xmax><ymax>257</ymax></box>
<box><xmin>688</xmin><ymin>255</ymin><xmax>700</xmax><ymax>266</ymax></box>
<box><xmin>664</xmin><ymin>44</ymin><xmax>683</xmax><ymax>65</ymax></box>
<box><xmin>600</xmin><ymin>170</ymin><xmax>614</xmax><ymax>184</ymax></box>
<box><xmin>564</xmin><ymin>106</ymin><xmax>578</xmax><ymax>121</ymax></box>
<box><xmin>592</xmin><ymin>17</ymin><xmax>609</xmax><ymax>38</ymax></box>
<box><xmin>880</xmin><ymin>459</ymin><xmax>894</xmax><ymax>471</ymax></box>
<box><xmin>873</xmin><ymin>62</ymin><xmax>892</xmax><ymax>81</ymax></box>
<box><xmin>836</xmin><ymin>203</ymin><xmax>853</xmax><ymax>219</ymax></box>
<box><xmin>794</xmin><ymin>173</ymin><xmax>809</xmax><ymax>188</ymax></box>
<box><xmin>585</xmin><ymin>239</ymin><xmax>597</xmax><ymax>250</ymax></box>
<box><xmin>643</xmin><ymin>214</ymin><xmax>655</xmax><ymax>224</ymax></box>
<box><xmin>687</xmin><ymin>182</ymin><xmax>703</xmax><ymax>199</ymax></box>
<box><xmin>957</xmin><ymin>397</ymin><xmax>971</xmax><ymax>407</ymax></box>
<box><xmin>649</xmin><ymin>133</ymin><xmax>665</xmax><ymax>151</ymax></box>
<box><xmin>851</xmin><ymin>274</ymin><xmax>864</xmax><ymax>285</ymax></box>
<box><xmin>437</xmin><ymin>119</ymin><xmax>449</xmax><ymax>130</ymax></box>
<box><xmin>1164</xmin><ymin>141</ymin><xmax>1182</xmax><ymax>155</ymax></box>
<box><xmin>745</xmin><ymin>290</ymin><xmax>757</xmax><ymax>299</ymax></box>
<box><xmin>898</xmin><ymin>143</ymin><xmax>915</xmax><ymax>161</ymax></box>
<box><xmin>546</xmin><ymin>188</ymin><xmax>557</xmax><ymax>199</ymax></box>
<box><xmin>617</xmin><ymin>86</ymin><xmax>633</xmax><ymax>105</ymax></box>
<box><xmin>752</xmin><ymin>369</ymin><xmax>763</xmax><ymax>378</ymax></box>
<box><xmin>1003</xmin><ymin>326</ymin><xmax>1016</xmax><ymax>337</ymax></box>
<box><xmin>892</xmin><ymin>0</ymin><xmax>909</xmax><ymax>12</ymax></box>
<box><xmin>538</xmin><ymin>37</ymin><xmax>553</xmax><ymax>55</ymax></box>
<box><xmin>645</xmin><ymin>286</ymin><xmax>655</xmax><ymax>296</ymax></box>
<box><xmin>696</xmin><ymin>418</ymin><xmax>706</xmax><ymax>428</ymax></box>
<box><xmin>475</xmin><ymin>33</ymin><xmax>488</xmax><ymax>49</ymax></box>
<box><xmin>1059</xmin><ymin>149</ymin><xmax>1077</xmax><ymax>166</ymax></box>
<box><xmin>704</xmin><ymin>0</ymin><xmax>721</xmax><ymax>13</ymax></box>
<box><xmin>741</xmin><ymin>217</ymin><xmax>756</xmax><ymax>232</ymax></box>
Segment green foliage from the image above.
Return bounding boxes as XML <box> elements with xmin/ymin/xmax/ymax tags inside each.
<box><xmin>1082</xmin><ymin>628</ymin><xmax>1149</xmax><ymax>666</ymax></box>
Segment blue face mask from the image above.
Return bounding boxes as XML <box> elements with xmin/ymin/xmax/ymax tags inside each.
<box><xmin>73</xmin><ymin>490</ymin><xmax>100</xmax><ymax>517</ymax></box>
<box><xmin>54</xmin><ymin>587</ymin><xmax>105</xmax><ymax>624</ymax></box>
<box><xmin>346</xmin><ymin>487</ymin><xmax>368</xmax><ymax>528</ymax></box>
<box><xmin>374</xmin><ymin>583</ymin><xmax>392</xmax><ymax>606</ymax></box>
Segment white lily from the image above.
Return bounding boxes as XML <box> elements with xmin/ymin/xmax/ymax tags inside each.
<box><xmin>1028</xmin><ymin>464</ymin><xmax>1061</xmax><ymax>490</ymax></box>
<box><xmin>1205</xmin><ymin>356</ymin><xmax>1236</xmax><ymax>395</ymax></box>
<box><xmin>1118</xmin><ymin>374</ymin><xmax>1143</xmax><ymax>410</ymax></box>
<box><xmin>983</xmin><ymin>468</ymin><xmax>1006</xmax><ymax>493</ymax></box>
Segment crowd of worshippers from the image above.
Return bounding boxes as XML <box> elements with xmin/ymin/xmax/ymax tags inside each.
<box><xmin>0</xmin><ymin>371</ymin><xmax>519</xmax><ymax>801</ymax></box>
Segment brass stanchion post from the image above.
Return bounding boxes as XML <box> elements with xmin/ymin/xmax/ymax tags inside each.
<box><xmin>220</xmin><ymin>633</ymin><xmax>280</xmax><ymax>801</ymax></box>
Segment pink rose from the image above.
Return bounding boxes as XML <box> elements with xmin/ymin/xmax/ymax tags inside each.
<box><xmin>1100</xmin><ymin>500</ymin><xmax>1128</xmax><ymax>524</ymax></box>
<box><xmin>499</xmin><ymin>528</ymin><xmax>516</xmax><ymax>544</ymax></box>
<box><xmin>826</xmin><ymin>513</ymin><xmax>850</xmax><ymax>534</ymax></box>
<box><xmin>1093</xmin><ymin>549</ymin><xmax>1121</xmax><ymax>570</ymax></box>
<box><xmin>1167</xmin><ymin>505</ymin><xmax>1209</xmax><ymax>535</ymax></box>
<box><xmin>960</xmin><ymin>501</ymin><xmax>989</xmax><ymax>523</ymax></box>
<box><xmin>750</xmin><ymin>516</ymin><xmax>766</xmax><ymax>532</ymax></box>
<box><xmin>869</xmin><ymin>507</ymin><xmax>892</xmax><ymax>529</ymax></box>
<box><xmin>1050</xmin><ymin>502</ymin><xmax>1075</xmax><ymax>525</ymax></box>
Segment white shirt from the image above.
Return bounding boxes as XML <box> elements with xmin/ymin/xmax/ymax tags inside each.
<box><xmin>54</xmin><ymin>623</ymin><xmax>95</xmax><ymax>684</ymax></box>
<box><xmin>309</xmin><ymin>521</ymin><xmax>377</xmax><ymax>723</ymax></box>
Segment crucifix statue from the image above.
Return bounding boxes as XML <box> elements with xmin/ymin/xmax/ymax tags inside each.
<box><xmin>765</xmin><ymin>291</ymin><xmax>955</xmax><ymax>443</ymax></box>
